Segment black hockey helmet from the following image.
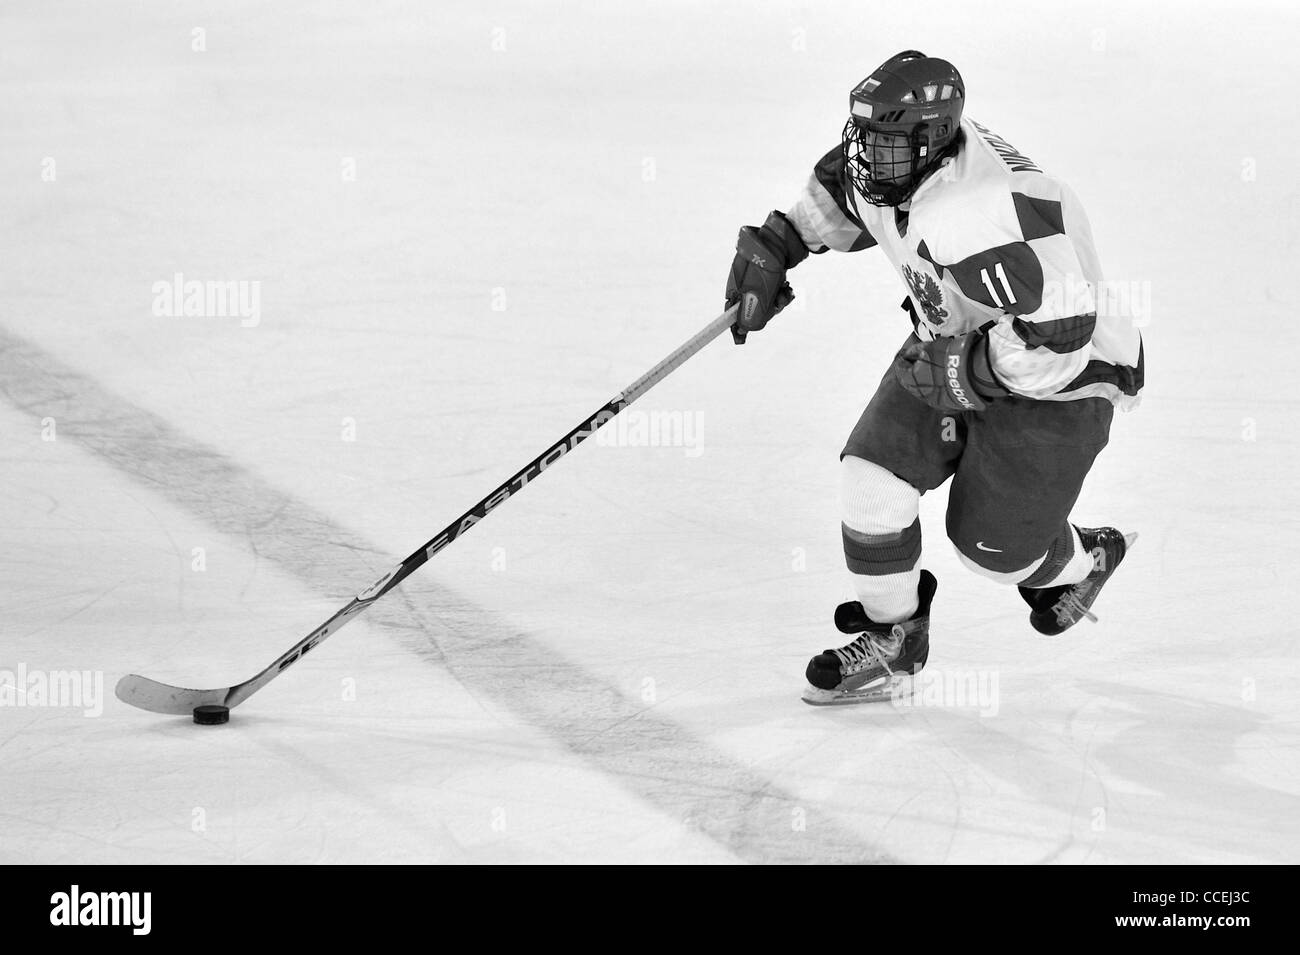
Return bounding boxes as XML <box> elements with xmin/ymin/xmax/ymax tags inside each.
<box><xmin>842</xmin><ymin>50</ymin><xmax>965</xmax><ymax>206</ymax></box>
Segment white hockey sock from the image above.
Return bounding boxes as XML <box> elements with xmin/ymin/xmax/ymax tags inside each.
<box><xmin>841</xmin><ymin>456</ymin><xmax>922</xmax><ymax>624</ymax></box>
<box><xmin>851</xmin><ymin>569</ymin><xmax>920</xmax><ymax>624</ymax></box>
<box><xmin>1028</xmin><ymin>525</ymin><xmax>1093</xmax><ymax>588</ymax></box>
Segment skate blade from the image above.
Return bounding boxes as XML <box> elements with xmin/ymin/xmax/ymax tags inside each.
<box><xmin>801</xmin><ymin>674</ymin><xmax>916</xmax><ymax>707</ymax></box>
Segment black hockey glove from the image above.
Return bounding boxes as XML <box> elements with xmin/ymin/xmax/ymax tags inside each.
<box><xmin>726</xmin><ymin>211</ymin><xmax>809</xmax><ymax>344</ymax></box>
<box><xmin>893</xmin><ymin>330</ymin><xmax>1010</xmax><ymax>413</ymax></box>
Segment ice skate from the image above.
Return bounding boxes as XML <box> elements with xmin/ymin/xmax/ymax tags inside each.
<box><xmin>1019</xmin><ymin>527</ymin><xmax>1137</xmax><ymax>635</ymax></box>
<box><xmin>802</xmin><ymin>570</ymin><xmax>937</xmax><ymax>705</ymax></box>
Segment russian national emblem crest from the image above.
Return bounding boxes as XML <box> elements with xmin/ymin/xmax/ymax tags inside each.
<box><xmin>902</xmin><ymin>264</ymin><xmax>949</xmax><ymax>327</ymax></box>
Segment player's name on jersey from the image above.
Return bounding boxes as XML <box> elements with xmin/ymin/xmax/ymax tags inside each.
<box><xmin>970</xmin><ymin>119</ymin><xmax>1041</xmax><ymax>173</ymax></box>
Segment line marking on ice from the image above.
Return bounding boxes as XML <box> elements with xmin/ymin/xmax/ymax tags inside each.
<box><xmin>0</xmin><ymin>324</ymin><xmax>897</xmax><ymax>864</ymax></box>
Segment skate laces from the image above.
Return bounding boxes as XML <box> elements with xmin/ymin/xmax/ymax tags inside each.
<box><xmin>1052</xmin><ymin>589</ymin><xmax>1098</xmax><ymax>626</ymax></box>
<box><xmin>832</xmin><ymin>624</ymin><xmax>907</xmax><ymax>674</ymax></box>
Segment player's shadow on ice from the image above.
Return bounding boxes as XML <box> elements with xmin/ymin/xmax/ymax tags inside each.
<box><xmin>904</xmin><ymin>680</ymin><xmax>1293</xmax><ymax>859</ymax></box>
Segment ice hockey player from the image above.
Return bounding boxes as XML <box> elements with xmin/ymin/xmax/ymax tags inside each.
<box><xmin>724</xmin><ymin>51</ymin><xmax>1144</xmax><ymax>705</ymax></box>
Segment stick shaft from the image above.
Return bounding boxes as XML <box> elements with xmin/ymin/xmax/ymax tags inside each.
<box><xmin>216</xmin><ymin>306</ymin><xmax>736</xmax><ymax>708</ymax></box>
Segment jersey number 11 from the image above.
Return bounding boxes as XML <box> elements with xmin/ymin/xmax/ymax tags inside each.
<box><xmin>980</xmin><ymin>263</ymin><xmax>1017</xmax><ymax>308</ymax></box>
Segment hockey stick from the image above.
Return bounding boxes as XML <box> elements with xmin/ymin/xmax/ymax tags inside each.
<box><xmin>115</xmin><ymin>306</ymin><xmax>738</xmax><ymax>715</ymax></box>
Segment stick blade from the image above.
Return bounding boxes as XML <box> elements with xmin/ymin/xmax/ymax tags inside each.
<box><xmin>115</xmin><ymin>675</ymin><xmax>233</xmax><ymax>715</ymax></box>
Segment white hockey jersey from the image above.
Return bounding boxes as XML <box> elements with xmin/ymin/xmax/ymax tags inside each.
<box><xmin>786</xmin><ymin>117</ymin><xmax>1144</xmax><ymax>408</ymax></box>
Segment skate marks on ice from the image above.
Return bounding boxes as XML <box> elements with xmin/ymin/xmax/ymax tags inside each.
<box><xmin>0</xmin><ymin>325</ymin><xmax>895</xmax><ymax>864</ymax></box>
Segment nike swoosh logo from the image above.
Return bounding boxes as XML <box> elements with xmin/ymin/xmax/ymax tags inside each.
<box><xmin>975</xmin><ymin>541</ymin><xmax>1002</xmax><ymax>553</ymax></box>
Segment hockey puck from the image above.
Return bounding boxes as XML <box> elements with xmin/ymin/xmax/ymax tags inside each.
<box><xmin>193</xmin><ymin>704</ymin><xmax>230</xmax><ymax>725</ymax></box>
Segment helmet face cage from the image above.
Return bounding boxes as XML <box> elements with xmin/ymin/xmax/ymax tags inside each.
<box><xmin>842</xmin><ymin>51</ymin><xmax>964</xmax><ymax>207</ymax></box>
<box><xmin>842</xmin><ymin>119</ymin><xmax>928</xmax><ymax>207</ymax></box>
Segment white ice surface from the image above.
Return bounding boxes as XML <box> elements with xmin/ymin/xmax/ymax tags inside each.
<box><xmin>1</xmin><ymin>0</ymin><xmax>1297</xmax><ymax>863</ymax></box>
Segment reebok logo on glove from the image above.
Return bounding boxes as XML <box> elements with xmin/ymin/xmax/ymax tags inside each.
<box><xmin>894</xmin><ymin>331</ymin><xmax>1009</xmax><ymax>413</ymax></box>
<box><xmin>946</xmin><ymin>356</ymin><xmax>976</xmax><ymax>410</ymax></box>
